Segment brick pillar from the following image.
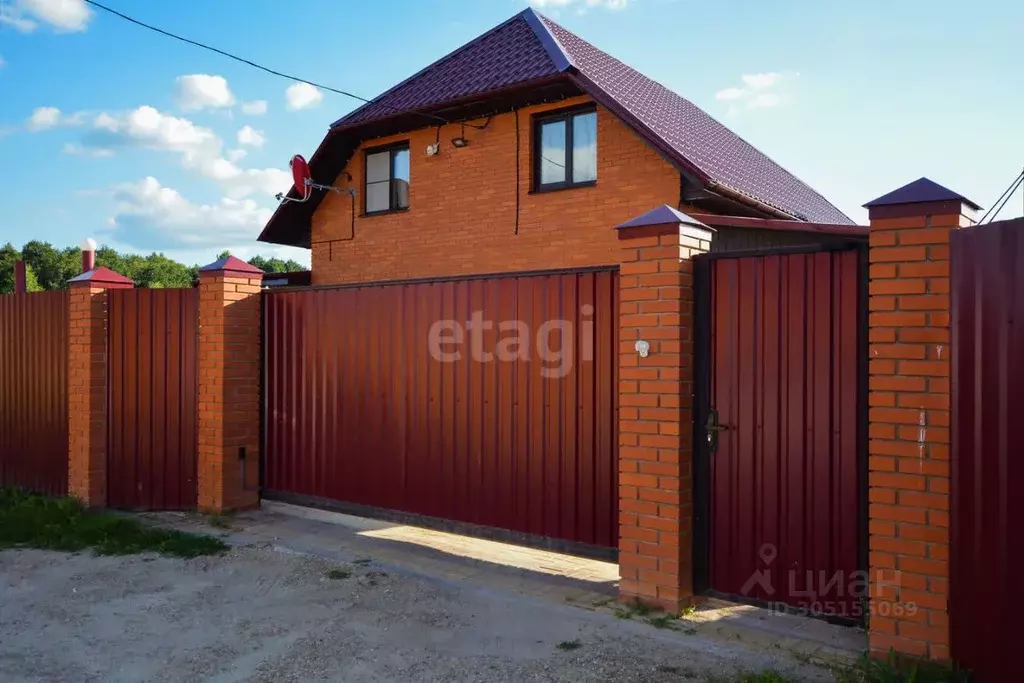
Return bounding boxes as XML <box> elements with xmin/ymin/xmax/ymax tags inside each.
<box><xmin>864</xmin><ymin>178</ymin><xmax>977</xmax><ymax>660</ymax></box>
<box><xmin>67</xmin><ymin>266</ymin><xmax>134</xmax><ymax>506</ymax></box>
<box><xmin>197</xmin><ymin>255</ymin><xmax>264</xmax><ymax>513</ymax></box>
<box><xmin>614</xmin><ymin>205</ymin><xmax>713</xmax><ymax>612</ymax></box>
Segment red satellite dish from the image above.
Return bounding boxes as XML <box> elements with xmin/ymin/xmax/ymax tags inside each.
<box><xmin>276</xmin><ymin>154</ymin><xmax>353</xmax><ymax>204</ymax></box>
<box><xmin>290</xmin><ymin>154</ymin><xmax>312</xmax><ymax>200</ymax></box>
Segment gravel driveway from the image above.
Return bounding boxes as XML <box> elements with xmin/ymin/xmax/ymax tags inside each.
<box><xmin>0</xmin><ymin>544</ymin><xmax>839</xmax><ymax>682</ymax></box>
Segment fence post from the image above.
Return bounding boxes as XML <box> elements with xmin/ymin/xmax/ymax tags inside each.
<box><xmin>864</xmin><ymin>178</ymin><xmax>977</xmax><ymax>661</ymax></box>
<box><xmin>614</xmin><ymin>205</ymin><xmax>713</xmax><ymax>612</ymax></box>
<box><xmin>196</xmin><ymin>256</ymin><xmax>264</xmax><ymax>513</ymax></box>
<box><xmin>14</xmin><ymin>260</ymin><xmax>27</xmax><ymax>294</ymax></box>
<box><xmin>66</xmin><ymin>266</ymin><xmax>134</xmax><ymax>506</ymax></box>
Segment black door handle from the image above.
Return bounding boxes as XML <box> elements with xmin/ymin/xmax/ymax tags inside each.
<box><xmin>705</xmin><ymin>408</ymin><xmax>729</xmax><ymax>453</ymax></box>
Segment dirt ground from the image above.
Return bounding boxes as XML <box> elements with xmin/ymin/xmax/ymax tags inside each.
<box><xmin>0</xmin><ymin>542</ymin><xmax>842</xmax><ymax>682</ymax></box>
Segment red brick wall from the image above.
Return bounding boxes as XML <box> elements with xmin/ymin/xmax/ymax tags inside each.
<box><xmin>67</xmin><ymin>286</ymin><xmax>110</xmax><ymax>506</ymax></box>
<box><xmin>310</xmin><ymin>96</ymin><xmax>688</xmax><ymax>284</ymax></box>
<box><xmin>616</xmin><ymin>222</ymin><xmax>712</xmax><ymax>611</ymax></box>
<box><xmin>867</xmin><ymin>204</ymin><xmax>973</xmax><ymax>660</ymax></box>
<box><xmin>197</xmin><ymin>273</ymin><xmax>263</xmax><ymax>512</ymax></box>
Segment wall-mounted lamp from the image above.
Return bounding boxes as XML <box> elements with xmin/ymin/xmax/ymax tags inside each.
<box><xmin>451</xmin><ymin>122</ymin><xmax>469</xmax><ymax>148</ymax></box>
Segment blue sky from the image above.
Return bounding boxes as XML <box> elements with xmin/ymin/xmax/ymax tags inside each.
<box><xmin>1</xmin><ymin>0</ymin><xmax>1021</xmax><ymax>267</ymax></box>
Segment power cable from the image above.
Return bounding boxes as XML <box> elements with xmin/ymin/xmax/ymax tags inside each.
<box><xmin>978</xmin><ymin>167</ymin><xmax>1024</xmax><ymax>224</ymax></box>
<box><xmin>82</xmin><ymin>0</ymin><xmax>488</xmax><ymax>129</ymax></box>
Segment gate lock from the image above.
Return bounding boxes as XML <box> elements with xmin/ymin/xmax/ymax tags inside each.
<box><xmin>705</xmin><ymin>409</ymin><xmax>729</xmax><ymax>453</ymax></box>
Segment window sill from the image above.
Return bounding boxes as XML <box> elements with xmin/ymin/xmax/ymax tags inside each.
<box><xmin>361</xmin><ymin>207</ymin><xmax>410</xmax><ymax>218</ymax></box>
<box><xmin>528</xmin><ymin>181</ymin><xmax>597</xmax><ymax>195</ymax></box>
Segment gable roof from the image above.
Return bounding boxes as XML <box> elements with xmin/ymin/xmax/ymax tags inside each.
<box><xmin>864</xmin><ymin>177</ymin><xmax>980</xmax><ymax>209</ymax></box>
<box><xmin>260</xmin><ymin>9</ymin><xmax>852</xmax><ymax>246</ymax></box>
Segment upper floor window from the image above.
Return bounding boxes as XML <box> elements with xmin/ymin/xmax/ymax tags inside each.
<box><xmin>534</xmin><ymin>107</ymin><xmax>597</xmax><ymax>191</ymax></box>
<box><xmin>365</xmin><ymin>143</ymin><xmax>410</xmax><ymax>214</ymax></box>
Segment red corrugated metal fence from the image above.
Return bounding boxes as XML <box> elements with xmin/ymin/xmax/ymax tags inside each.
<box><xmin>264</xmin><ymin>268</ymin><xmax>619</xmax><ymax>550</ymax></box>
<box><xmin>701</xmin><ymin>247</ymin><xmax>864</xmax><ymax>617</ymax></box>
<box><xmin>951</xmin><ymin>219</ymin><xmax>1024</xmax><ymax>681</ymax></box>
<box><xmin>107</xmin><ymin>288</ymin><xmax>199</xmax><ymax>510</ymax></box>
<box><xmin>0</xmin><ymin>292</ymin><xmax>69</xmax><ymax>496</ymax></box>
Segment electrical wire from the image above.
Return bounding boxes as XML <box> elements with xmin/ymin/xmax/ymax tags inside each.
<box><xmin>82</xmin><ymin>0</ymin><xmax>489</xmax><ymax>129</ymax></box>
<box><xmin>978</xmin><ymin>167</ymin><xmax>1024</xmax><ymax>224</ymax></box>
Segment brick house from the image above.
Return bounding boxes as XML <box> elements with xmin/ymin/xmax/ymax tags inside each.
<box><xmin>258</xmin><ymin>8</ymin><xmax>860</xmax><ymax>279</ymax></box>
<box><xmin>251</xmin><ymin>6</ymin><xmax>875</xmax><ymax>629</ymax></box>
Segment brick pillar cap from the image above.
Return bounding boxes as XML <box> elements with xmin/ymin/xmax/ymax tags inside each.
<box><xmin>198</xmin><ymin>255</ymin><xmax>264</xmax><ymax>279</ymax></box>
<box><xmin>616</xmin><ymin>204</ymin><xmax>712</xmax><ymax>230</ymax></box>
<box><xmin>863</xmin><ymin>177</ymin><xmax>980</xmax><ymax>211</ymax></box>
<box><xmin>67</xmin><ymin>266</ymin><xmax>133</xmax><ymax>288</ymax></box>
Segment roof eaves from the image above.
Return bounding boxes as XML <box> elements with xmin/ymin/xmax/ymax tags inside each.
<box><xmin>521</xmin><ymin>8</ymin><xmax>575</xmax><ymax>73</ymax></box>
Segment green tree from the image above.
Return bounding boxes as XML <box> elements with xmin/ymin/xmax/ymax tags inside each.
<box><xmin>21</xmin><ymin>241</ymin><xmax>80</xmax><ymax>290</ymax></box>
<box><xmin>0</xmin><ymin>243</ymin><xmax>42</xmax><ymax>294</ymax></box>
<box><xmin>247</xmin><ymin>254</ymin><xmax>304</xmax><ymax>273</ymax></box>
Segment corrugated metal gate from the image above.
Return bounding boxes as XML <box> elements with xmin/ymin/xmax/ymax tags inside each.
<box><xmin>694</xmin><ymin>245</ymin><xmax>866</xmax><ymax>618</ymax></box>
<box><xmin>0</xmin><ymin>291</ymin><xmax>69</xmax><ymax>496</ymax></box>
<box><xmin>950</xmin><ymin>219</ymin><xmax>1024</xmax><ymax>681</ymax></box>
<box><xmin>107</xmin><ymin>288</ymin><xmax>199</xmax><ymax>510</ymax></box>
<box><xmin>263</xmin><ymin>268</ymin><xmax>619</xmax><ymax>552</ymax></box>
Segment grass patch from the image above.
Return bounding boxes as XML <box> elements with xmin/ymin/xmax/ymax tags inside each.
<box><xmin>613</xmin><ymin>607</ymin><xmax>633</xmax><ymax>620</ymax></box>
<box><xmin>206</xmin><ymin>514</ymin><xmax>233</xmax><ymax>530</ymax></box>
<box><xmin>0</xmin><ymin>489</ymin><xmax>227</xmax><ymax>558</ymax></box>
<box><xmin>647</xmin><ymin>613</ymin><xmax>680</xmax><ymax>629</ymax></box>
<box><xmin>326</xmin><ymin>567</ymin><xmax>352</xmax><ymax>580</ymax></box>
<box><xmin>681</xmin><ymin>603</ymin><xmax>698</xmax><ymax>618</ymax></box>
<box><xmin>556</xmin><ymin>639</ymin><xmax>582</xmax><ymax>651</ymax></box>
<box><xmin>734</xmin><ymin>672</ymin><xmax>793</xmax><ymax>683</ymax></box>
<box><xmin>835</xmin><ymin>652</ymin><xmax>971</xmax><ymax>683</ymax></box>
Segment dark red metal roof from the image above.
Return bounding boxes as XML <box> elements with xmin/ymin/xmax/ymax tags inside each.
<box><xmin>336</xmin><ymin>13</ymin><xmax>563</xmax><ymax>128</ymax></box>
<box><xmin>864</xmin><ymin>177</ymin><xmax>980</xmax><ymax>209</ymax></box>
<box><xmin>261</xmin><ymin>8</ymin><xmax>854</xmax><ymax>246</ymax></box>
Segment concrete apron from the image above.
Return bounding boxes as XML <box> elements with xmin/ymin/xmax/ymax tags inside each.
<box><xmin>142</xmin><ymin>500</ymin><xmax>866</xmax><ymax>668</ymax></box>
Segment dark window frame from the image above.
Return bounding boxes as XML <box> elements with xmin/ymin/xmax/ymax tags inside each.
<box><xmin>532</xmin><ymin>104</ymin><xmax>597</xmax><ymax>192</ymax></box>
<box><xmin>363</xmin><ymin>141</ymin><xmax>411</xmax><ymax>216</ymax></box>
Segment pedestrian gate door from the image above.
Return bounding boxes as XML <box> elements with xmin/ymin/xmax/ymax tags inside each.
<box><xmin>695</xmin><ymin>246</ymin><xmax>866</xmax><ymax>618</ymax></box>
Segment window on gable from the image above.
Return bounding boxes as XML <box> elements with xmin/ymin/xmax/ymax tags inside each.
<box><xmin>534</xmin><ymin>107</ymin><xmax>597</xmax><ymax>191</ymax></box>
<box><xmin>365</xmin><ymin>143</ymin><xmax>410</xmax><ymax>214</ymax></box>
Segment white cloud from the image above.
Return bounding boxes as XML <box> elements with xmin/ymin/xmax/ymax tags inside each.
<box><xmin>72</xmin><ymin>105</ymin><xmax>290</xmax><ymax>198</ymax></box>
<box><xmin>27</xmin><ymin>106</ymin><xmax>62</xmax><ymax>130</ymax></box>
<box><xmin>715</xmin><ymin>87</ymin><xmax>746</xmax><ymax>101</ymax></box>
<box><xmin>715</xmin><ymin>72</ymin><xmax>795</xmax><ymax>112</ymax></box>
<box><xmin>749</xmin><ymin>93</ymin><xmax>783</xmax><ymax>109</ymax></box>
<box><xmin>175</xmin><ymin>74</ymin><xmax>235</xmax><ymax>111</ymax></box>
<box><xmin>1</xmin><ymin>0</ymin><xmax>91</xmax><ymax>32</ymax></box>
<box><xmin>528</xmin><ymin>0</ymin><xmax>629</xmax><ymax>9</ymax></box>
<box><xmin>227</xmin><ymin>148</ymin><xmax>248</xmax><ymax>163</ymax></box>
<box><xmin>285</xmin><ymin>83</ymin><xmax>323</xmax><ymax>111</ymax></box>
<box><xmin>108</xmin><ymin>177</ymin><xmax>273</xmax><ymax>251</ymax></box>
<box><xmin>63</xmin><ymin>143</ymin><xmax>114</xmax><ymax>157</ymax></box>
<box><xmin>741</xmin><ymin>72</ymin><xmax>781</xmax><ymax>89</ymax></box>
<box><xmin>241</xmin><ymin>100</ymin><xmax>267</xmax><ymax>115</ymax></box>
<box><xmin>237</xmin><ymin>125</ymin><xmax>265</xmax><ymax>148</ymax></box>
<box><xmin>0</xmin><ymin>55</ymin><xmax>6</xmax><ymax>69</ymax></box>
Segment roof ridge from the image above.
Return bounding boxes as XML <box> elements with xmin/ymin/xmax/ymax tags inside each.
<box><xmin>521</xmin><ymin>8</ymin><xmax>574</xmax><ymax>73</ymax></box>
<box><xmin>332</xmin><ymin>10</ymin><xmax>557</xmax><ymax>129</ymax></box>
<box><xmin>538</xmin><ymin>14</ymin><xmax>852</xmax><ymax>223</ymax></box>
